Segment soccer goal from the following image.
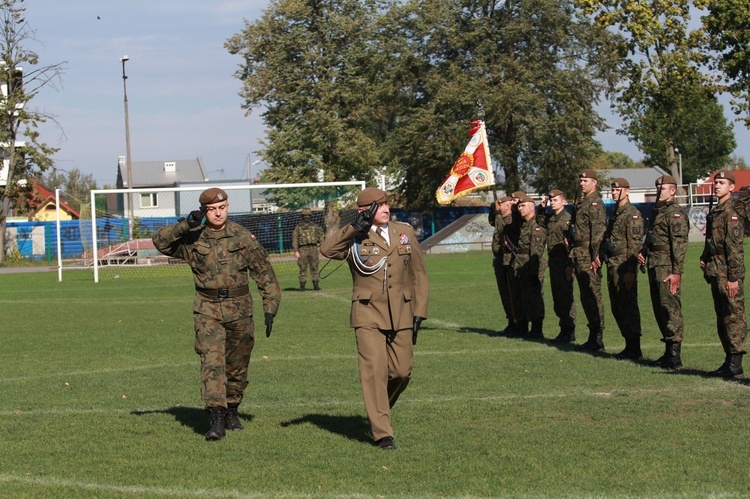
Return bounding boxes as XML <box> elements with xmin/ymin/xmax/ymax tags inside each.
<box><xmin>82</xmin><ymin>181</ymin><xmax>365</xmax><ymax>282</ymax></box>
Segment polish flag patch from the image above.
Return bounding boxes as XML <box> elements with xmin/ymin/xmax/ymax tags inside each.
<box><xmin>731</xmin><ymin>216</ymin><xmax>739</xmax><ymax>222</ymax></box>
<box><xmin>673</xmin><ymin>213</ymin><xmax>681</xmax><ymax>218</ymax></box>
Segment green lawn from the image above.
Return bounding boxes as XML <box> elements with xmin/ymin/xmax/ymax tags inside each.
<box><xmin>1</xmin><ymin>244</ymin><xmax>748</xmax><ymax>497</ymax></box>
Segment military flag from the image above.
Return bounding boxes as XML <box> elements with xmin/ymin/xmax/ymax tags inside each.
<box><xmin>436</xmin><ymin>120</ymin><xmax>495</xmax><ymax>205</ymax></box>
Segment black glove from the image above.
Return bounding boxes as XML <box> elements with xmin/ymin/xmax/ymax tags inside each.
<box><xmin>264</xmin><ymin>312</ymin><xmax>274</xmax><ymax>338</ymax></box>
<box><xmin>351</xmin><ymin>201</ymin><xmax>379</xmax><ymax>235</ymax></box>
<box><xmin>187</xmin><ymin>206</ymin><xmax>207</xmax><ymax>228</ymax></box>
<box><xmin>412</xmin><ymin>316</ymin><xmax>424</xmax><ymax>345</ymax></box>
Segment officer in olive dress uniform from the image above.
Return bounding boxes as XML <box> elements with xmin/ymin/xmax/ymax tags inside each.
<box><xmin>638</xmin><ymin>176</ymin><xmax>689</xmax><ymax>369</ymax></box>
<box><xmin>292</xmin><ymin>207</ymin><xmax>325</xmax><ymax>291</ymax></box>
<box><xmin>538</xmin><ymin>189</ymin><xmax>577</xmax><ymax>343</ymax></box>
<box><xmin>514</xmin><ymin>193</ymin><xmax>547</xmax><ymax>339</ymax></box>
<box><xmin>320</xmin><ymin>187</ymin><xmax>429</xmax><ymax>450</ymax></box>
<box><xmin>595</xmin><ymin>178</ymin><xmax>643</xmax><ymax>359</ymax></box>
<box><xmin>490</xmin><ymin>196</ymin><xmax>518</xmax><ymax>335</ymax></box>
<box><xmin>700</xmin><ymin>170</ymin><xmax>746</xmax><ymax>378</ymax></box>
<box><xmin>152</xmin><ymin>188</ymin><xmax>281</xmax><ymax>441</ymax></box>
<box><xmin>568</xmin><ymin>169</ymin><xmax>606</xmax><ymax>351</ymax></box>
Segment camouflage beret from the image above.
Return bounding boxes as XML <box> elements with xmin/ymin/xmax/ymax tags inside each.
<box><xmin>548</xmin><ymin>189</ymin><xmax>565</xmax><ymax>199</ymax></box>
<box><xmin>356</xmin><ymin>187</ymin><xmax>388</xmax><ymax>207</ymax></box>
<box><xmin>579</xmin><ymin>169</ymin><xmax>598</xmax><ymax>179</ymax></box>
<box><xmin>656</xmin><ymin>175</ymin><xmax>677</xmax><ymax>186</ymax></box>
<box><xmin>199</xmin><ymin>187</ymin><xmax>228</xmax><ymax>205</ymax></box>
<box><xmin>714</xmin><ymin>170</ymin><xmax>736</xmax><ymax>183</ymax></box>
<box><xmin>611</xmin><ymin>177</ymin><xmax>630</xmax><ymax>188</ymax></box>
<box><xmin>516</xmin><ymin>193</ymin><xmax>535</xmax><ymax>205</ymax></box>
<box><xmin>301</xmin><ymin>207</ymin><xmax>312</xmax><ymax>216</ymax></box>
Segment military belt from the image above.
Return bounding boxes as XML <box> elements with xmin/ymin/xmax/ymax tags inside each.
<box><xmin>650</xmin><ymin>244</ymin><xmax>670</xmax><ymax>252</ymax></box>
<box><xmin>196</xmin><ymin>285</ymin><xmax>250</xmax><ymax>299</ymax></box>
<box><xmin>611</xmin><ymin>248</ymin><xmax>628</xmax><ymax>257</ymax></box>
<box><xmin>574</xmin><ymin>239</ymin><xmax>590</xmax><ymax>248</ymax></box>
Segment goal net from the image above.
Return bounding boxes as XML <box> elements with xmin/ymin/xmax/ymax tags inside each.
<box><xmin>84</xmin><ymin>181</ymin><xmax>365</xmax><ymax>282</ymax></box>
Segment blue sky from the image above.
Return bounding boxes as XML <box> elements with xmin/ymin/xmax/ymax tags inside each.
<box><xmin>25</xmin><ymin>0</ymin><xmax>750</xmax><ymax>186</ymax></box>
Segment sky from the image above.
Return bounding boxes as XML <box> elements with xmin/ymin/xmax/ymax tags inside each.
<box><xmin>24</xmin><ymin>0</ymin><xmax>750</xmax><ymax>187</ymax></box>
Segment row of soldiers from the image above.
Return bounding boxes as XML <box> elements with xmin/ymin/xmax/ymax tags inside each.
<box><xmin>490</xmin><ymin>168</ymin><xmax>747</xmax><ymax>378</ymax></box>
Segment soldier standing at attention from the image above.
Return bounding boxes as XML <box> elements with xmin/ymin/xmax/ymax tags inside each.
<box><xmin>700</xmin><ymin>170</ymin><xmax>746</xmax><ymax>377</ymax></box>
<box><xmin>637</xmin><ymin>176</ymin><xmax>689</xmax><ymax>369</ymax></box>
<box><xmin>568</xmin><ymin>169</ymin><xmax>606</xmax><ymax>351</ymax></box>
<box><xmin>152</xmin><ymin>188</ymin><xmax>281</xmax><ymax>441</ymax></box>
<box><xmin>538</xmin><ymin>189</ymin><xmax>577</xmax><ymax>343</ymax></box>
<box><xmin>514</xmin><ymin>194</ymin><xmax>547</xmax><ymax>339</ymax></box>
<box><xmin>490</xmin><ymin>196</ymin><xmax>518</xmax><ymax>336</ymax></box>
<box><xmin>596</xmin><ymin>178</ymin><xmax>644</xmax><ymax>359</ymax></box>
<box><xmin>321</xmin><ymin>187</ymin><xmax>429</xmax><ymax>450</ymax></box>
<box><xmin>292</xmin><ymin>207</ymin><xmax>325</xmax><ymax>291</ymax></box>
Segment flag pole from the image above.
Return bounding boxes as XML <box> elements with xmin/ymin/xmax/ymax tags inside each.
<box><xmin>476</xmin><ymin>100</ymin><xmax>499</xmax><ymax>205</ymax></box>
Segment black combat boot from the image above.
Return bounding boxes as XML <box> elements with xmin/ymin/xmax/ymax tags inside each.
<box><xmin>507</xmin><ymin>322</ymin><xmax>528</xmax><ymax>339</ymax></box>
<box><xmin>550</xmin><ymin>327</ymin><xmax>575</xmax><ymax>344</ymax></box>
<box><xmin>225</xmin><ymin>403</ymin><xmax>244</xmax><ymax>431</ymax></box>
<box><xmin>495</xmin><ymin>322</ymin><xmax>514</xmax><ymax>336</ymax></box>
<box><xmin>205</xmin><ymin>406</ymin><xmax>227</xmax><ymax>441</ymax></box>
<box><xmin>615</xmin><ymin>337</ymin><xmax>642</xmax><ymax>360</ymax></box>
<box><xmin>527</xmin><ymin>322</ymin><xmax>544</xmax><ymax>340</ymax></box>
<box><xmin>299</xmin><ymin>282</ymin><xmax>306</xmax><ymax>292</ymax></box>
<box><xmin>575</xmin><ymin>330</ymin><xmax>604</xmax><ymax>352</ymax></box>
<box><xmin>313</xmin><ymin>281</ymin><xmax>321</xmax><ymax>291</ymax></box>
<box><xmin>708</xmin><ymin>353</ymin><xmax>731</xmax><ymax>376</ymax></box>
<box><xmin>711</xmin><ymin>354</ymin><xmax>744</xmax><ymax>378</ymax></box>
<box><xmin>650</xmin><ymin>342</ymin><xmax>682</xmax><ymax>369</ymax></box>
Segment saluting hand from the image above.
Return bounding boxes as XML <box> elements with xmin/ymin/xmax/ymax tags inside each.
<box><xmin>187</xmin><ymin>206</ymin><xmax>207</xmax><ymax>228</ymax></box>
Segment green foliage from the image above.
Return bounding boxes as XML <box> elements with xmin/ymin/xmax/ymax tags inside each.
<box><xmin>130</xmin><ymin>217</ymin><xmax>152</xmax><ymax>240</ymax></box>
<box><xmin>1</xmin><ymin>248</ymin><xmax>749</xmax><ymax>496</ymax></box>
<box><xmin>40</xmin><ymin>167</ymin><xmax>98</xmax><ymax>213</ymax></box>
<box><xmin>594</xmin><ymin>151</ymin><xmax>638</xmax><ymax>169</ymax></box>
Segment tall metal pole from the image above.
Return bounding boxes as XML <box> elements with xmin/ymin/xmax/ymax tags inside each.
<box><xmin>121</xmin><ymin>55</ymin><xmax>134</xmax><ymax>235</ymax></box>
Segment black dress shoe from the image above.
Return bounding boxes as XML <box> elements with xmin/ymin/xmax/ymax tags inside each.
<box><xmin>376</xmin><ymin>436</ymin><xmax>396</xmax><ymax>449</ymax></box>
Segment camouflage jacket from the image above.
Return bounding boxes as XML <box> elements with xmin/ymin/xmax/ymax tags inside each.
<box><xmin>539</xmin><ymin>209</ymin><xmax>571</xmax><ymax>262</ymax></box>
<box><xmin>292</xmin><ymin>221</ymin><xmax>324</xmax><ymax>250</ymax></box>
<box><xmin>569</xmin><ymin>192</ymin><xmax>606</xmax><ymax>263</ymax></box>
<box><xmin>491</xmin><ymin>213</ymin><xmax>516</xmax><ymax>265</ymax></box>
<box><xmin>704</xmin><ymin>199</ymin><xmax>745</xmax><ymax>281</ymax></box>
<box><xmin>513</xmin><ymin>216</ymin><xmax>547</xmax><ymax>278</ymax></box>
<box><xmin>152</xmin><ymin>219</ymin><xmax>281</xmax><ymax>320</ymax></box>
<box><xmin>645</xmin><ymin>200</ymin><xmax>689</xmax><ymax>274</ymax></box>
<box><xmin>602</xmin><ymin>201</ymin><xmax>643</xmax><ymax>273</ymax></box>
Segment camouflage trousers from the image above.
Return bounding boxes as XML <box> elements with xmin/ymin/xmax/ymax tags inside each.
<box><xmin>297</xmin><ymin>245</ymin><xmax>320</xmax><ymax>283</ymax></box>
<box><xmin>710</xmin><ymin>276</ymin><xmax>747</xmax><ymax>355</ymax></box>
<box><xmin>549</xmin><ymin>257</ymin><xmax>576</xmax><ymax>330</ymax></box>
<box><xmin>606</xmin><ymin>258</ymin><xmax>641</xmax><ymax>339</ymax></box>
<box><xmin>194</xmin><ymin>312</ymin><xmax>255</xmax><ymax>408</ymax></box>
<box><xmin>647</xmin><ymin>266</ymin><xmax>684</xmax><ymax>343</ymax></box>
<box><xmin>493</xmin><ymin>258</ymin><xmax>517</xmax><ymax>325</ymax></box>
<box><xmin>573</xmin><ymin>261</ymin><xmax>605</xmax><ymax>334</ymax></box>
<box><xmin>518</xmin><ymin>269</ymin><xmax>545</xmax><ymax>329</ymax></box>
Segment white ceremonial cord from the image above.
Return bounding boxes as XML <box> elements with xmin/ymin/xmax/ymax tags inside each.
<box><xmin>349</xmin><ymin>240</ymin><xmax>388</xmax><ymax>275</ymax></box>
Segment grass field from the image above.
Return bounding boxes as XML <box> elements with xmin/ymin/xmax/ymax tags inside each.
<box><xmin>1</xmin><ymin>244</ymin><xmax>749</xmax><ymax>498</ymax></box>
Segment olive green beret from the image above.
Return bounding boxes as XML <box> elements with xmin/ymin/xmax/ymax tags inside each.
<box><xmin>548</xmin><ymin>189</ymin><xmax>565</xmax><ymax>198</ymax></box>
<box><xmin>199</xmin><ymin>187</ymin><xmax>228</xmax><ymax>205</ymax></box>
<box><xmin>356</xmin><ymin>187</ymin><xmax>388</xmax><ymax>207</ymax></box>
<box><xmin>579</xmin><ymin>169</ymin><xmax>597</xmax><ymax>179</ymax></box>
<box><xmin>714</xmin><ymin>170</ymin><xmax>736</xmax><ymax>183</ymax></box>
<box><xmin>611</xmin><ymin>177</ymin><xmax>630</xmax><ymax>188</ymax></box>
<box><xmin>656</xmin><ymin>175</ymin><xmax>677</xmax><ymax>186</ymax></box>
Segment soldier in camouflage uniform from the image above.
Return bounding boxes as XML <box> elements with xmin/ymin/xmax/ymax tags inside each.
<box><xmin>514</xmin><ymin>194</ymin><xmax>547</xmax><ymax>339</ymax></box>
<box><xmin>637</xmin><ymin>176</ymin><xmax>689</xmax><ymax>369</ymax></box>
<box><xmin>700</xmin><ymin>170</ymin><xmax>746</xmax><ymax>378</ymax></box>
<box><xmin>596</xmin><ymin>178</ymin><xmax>643</xmax><ymax>360</ymax></box>
<box><xmin>538</xmin><ymin>189</ymin><xmax>577</xmax><ymax>343</ymax></box>
<box><xmin>490</xmin><ymin>196</ymin><xmax>518</xmax><ymax>335</ymax></box>
<box><xmin>152</xmin><ymin>188</ymin><xmax>281</xmax><ymax>441</ymax></box>
<box><xmin>568</xmin><ymin>169</ymin><xmax>606</xmax><ymax>351</ymax></box>
<box><xmin>292</xmin><ymin>207</ymin><xmax>325</xmax><ymax>291</ymax></box>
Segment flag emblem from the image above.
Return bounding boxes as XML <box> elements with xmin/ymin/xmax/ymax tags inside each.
<box><xmin>436</xmin><ymin>120</ymin><xmax>495</xmax><ymax>205</ymax></box>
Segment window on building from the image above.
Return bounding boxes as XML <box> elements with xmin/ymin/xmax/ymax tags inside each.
<box><xmin>140</xmin><ymin>193</ymin><xmax>158</xmax><ymax>208</ymax></box>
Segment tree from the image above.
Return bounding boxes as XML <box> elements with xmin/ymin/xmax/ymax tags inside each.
<box><xmin>40</xmin><ymin>167</ymin><xmax>98</xmax><ymax>213</ymax></box>
<box><xmin>576</xmin><ymin>0</ymin><xmax>717</xmax><ymax>183</ymax></box>
<box><xmin>701</xmin><ymin>0</ymin><xmax>750</xmax><ymax>127</ymax></box>
<box><xmin>592</xmin><ymin>151</ymin><xmax>638</xmax><ymax>170</ymax></box>
<box><xmin>0</xmin><ymin>0</ymin><xmax>64</xmax><ymax>263</ymax></box>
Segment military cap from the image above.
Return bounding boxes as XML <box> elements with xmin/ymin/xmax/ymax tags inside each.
<box><xmin>655</xmin><ymin>175</ymin><xmax>677</xmax><ymax>186</ymax></box>
<box><xmin>714</xmin><ymin>170</ymin><xmax>736</xmax><ymax>183</ymax></box>
<box><xmin>356</xmin><ymin>187</ymin><xmax>388</xmax><ymax>207</ymax></box>
<box><xmin>579</xmin><ymin>169</ymin><xmax>598</xmax><ymax>179</ymax></box>
<box><xmin>199</xmin><ymin>187</ymin><xmax>228</xmax><ymax>205</ymax></box>
<box><xmin>548</xmin><ymin>189</ymin><xmax>565</xmax><ymax>199</ymax></box>
<box><xmin>511</xmin><ymin>190</ymin><xmax>526</xmax><ymax>199</ymax></box>
<box><xmin>499</xmin><ymin>196</ymin><xmax>513</xmax><ymax>203</ymax></box>
<box><xmin>611</xmin><ymin>177</ymin><xmax>630</xmax><ymax>188</ymax></box>
<box><xmin>516</xmin><ymin>193</ymin><xmax>535</xmax><ymax>204</ymax></box>
<box><xmin>301</xmin><ymin>207</ymin><xmax>312</xmax><ymax>216</ymax></box>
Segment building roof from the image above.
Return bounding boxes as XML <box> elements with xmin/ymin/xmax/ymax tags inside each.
<box><xmin>118</xmin><ymin>156</ymin><xmax>208</xmax><ymax>188</ymax></box>
<box><xmin>597</xmin><ymin>166</ymin><xmax>670</xmax><ymax>190</ymax></box>
<box><xmin>31</xmin><ymin>179</ymin><xmax>80</xmax><ymax>218</ymax></box>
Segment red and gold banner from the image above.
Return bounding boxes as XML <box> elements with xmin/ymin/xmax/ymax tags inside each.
<box><xmin>436</xmin><ymin>120</ymin><xmax>495</xmax><ymax>205</ymax></box>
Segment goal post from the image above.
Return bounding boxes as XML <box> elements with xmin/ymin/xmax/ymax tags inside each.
<box><xmin>88</xmin><ymin>181</ymin><xmax>365</xmax><ymax>283</ymax></box>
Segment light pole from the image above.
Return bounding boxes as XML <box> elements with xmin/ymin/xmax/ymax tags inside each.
<box><xmin>120</xmin><ymin>55</ymin><xmax>134</xmax><ymax>232</ymax></box>
<box><xmin>675</xmin><ymin>147</ymin><xmax>683</xmax><ymax>187</ymax></box>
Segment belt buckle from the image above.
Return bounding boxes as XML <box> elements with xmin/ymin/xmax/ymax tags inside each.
<box><xmin>218</xmin><ymin>288</ymin><xmax>229</xmax><ymax>299</ymax></box>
